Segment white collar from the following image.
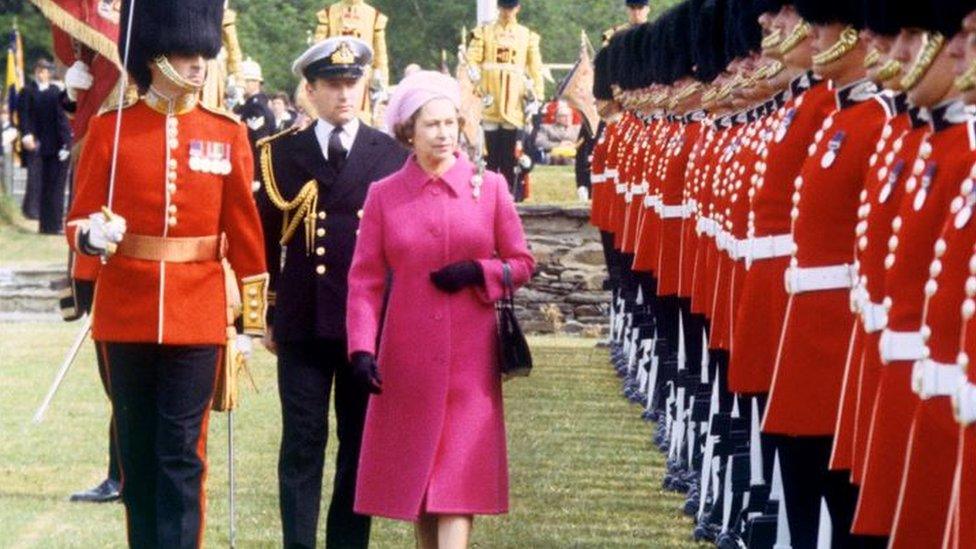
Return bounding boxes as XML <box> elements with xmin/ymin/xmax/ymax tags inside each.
<box><xmin>314</xmin><ymin>117</ymin><xmax>360</xmax><ymax>160</ymax></box>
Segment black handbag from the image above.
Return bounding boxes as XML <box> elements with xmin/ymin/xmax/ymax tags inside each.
<box><xmin>496</xmin><ymin>262</ymin><xmax>532</xmax><ymax>380</ymax></box>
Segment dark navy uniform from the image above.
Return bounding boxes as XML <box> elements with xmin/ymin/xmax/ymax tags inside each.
<box><xmin>235</xmin><ymin>91</ymin><xmax>275</xmax><ymax>175</ymax></box>
<box><xmin>17</xmin><ymin>75</ymin><xmax>72</xmax><ymax>232</ymax></box>
<box><xmin>255</xmin><ymin>36</ymin><xmax>407</xmax><ymax>549</ymax></box>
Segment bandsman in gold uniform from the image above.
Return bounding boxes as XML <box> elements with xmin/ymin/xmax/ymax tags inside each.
<box><xmin>466</xmin><ymin>0</ymin><xmax>544</xmax><ymax>196</ymax></box>
<box><xmin>313</xmin><ymin>0</ymin><xmax>390</xmax><ymax>116</ymax></box>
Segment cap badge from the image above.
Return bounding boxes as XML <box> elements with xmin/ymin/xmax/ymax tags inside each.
<box><xmin>331</xmin><ymin>41</ymin><xmax>356</xmax><ymax>65</ymax></box>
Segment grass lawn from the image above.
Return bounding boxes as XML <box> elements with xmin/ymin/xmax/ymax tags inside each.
<box><xmin>525</xmin><ymin>165</ymin><xmax>580</xmax><ymax>206</ymax></box>
<box><xmin>0</xmin><ymin>324</ymin><xmax>704</xmax><ymax>548</ymax></box>
<box><xmin>0</xmin><ymin>195</ymin><xmax>67</xmax><ymax>268</ymax></box>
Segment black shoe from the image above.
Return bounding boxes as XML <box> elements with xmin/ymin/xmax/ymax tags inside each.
<box><xmin>69</xmin><ymin>478</ymin><xmax>120</xmax><ymax>503</ymax></box>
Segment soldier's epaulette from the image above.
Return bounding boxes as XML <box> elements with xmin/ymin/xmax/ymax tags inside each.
<box><xmin>257</xmin><ymin>125</ymin><xmax>301</xmax><ymax>149</ymax></box>
<box><xmin>199</xmin><ymin>103</ymin><xmax>241</xmax><ymax>124</ymax></box>
<box><xmin>97</xmin><ymin>95</ymin><xmax>138</xmax><ymax>116</ymax></box>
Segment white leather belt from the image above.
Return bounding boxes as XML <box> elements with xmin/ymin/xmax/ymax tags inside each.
<box><xmin>716</xmin><ymin>231</ymin><xmax>731</xmax><ymax>251</ymax></box>
<box><xmin>591</xmin><ymin>173</ymin><xmax>607</xmax><ymax>184</ymax></box>
<box><xmin>749</xmin><ymin>234</ymin><xmax>794</xmax><ymax>261</ymax></box>
<box><xmin>730</xmin><ymin>238</ymin><xmax>751</xmax><ymax>261</ymax></box>
<box><xmin>953</xmin><ymin>382</ymin><xmax>976</xmax><ymax>425</ymax></box>
<box><xmin>912</xmin><ymin>360</ymin><xmax>963</xmax><ymax>399</ymax></box>
<box><xmin>605</xmin><ymin>169</ymin><xmax>618</xmax><ymax>180</ymax></box>
<box><xmin>860</xmin><ymin>301</ymin><xmax>888</xmax><ymax>333</ymax></box>
<box><xmin>879</xmin><ymin>329</ymin><xmax>928</xmax><ymax>363</ymax></box>
<box><xmin>615</xmin><ymin>183</ymin><xmax>627</xmax><ymax>194</ymax></box>
<box><xmin>660</xmin><ymin>204</ymin><xmax>686</xmax><ymax>219</ymax></box>
<box><xmin>704</xmin><ymin>219</ymin><xmax>719</xmax><ymax>237</ymax></box>
<box><xmin>631</xmin><ymin>184</ymin><xmax>648</xmax><ymax>196</ymax></box>
<box><xmin>481</xmin><ymin>63</ymin><xmax>527</xmax><ymax>73</ymax></box>
<box><xmin>784</xmin><ymin>264</ymin><xmax>857</xmax><ymax>295</ymax></box>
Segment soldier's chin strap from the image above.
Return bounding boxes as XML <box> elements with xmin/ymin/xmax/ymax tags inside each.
<box><xmin>153</xmin><ymin>55</ymin><xmax>205</xmax><ymax>93</ymax></box>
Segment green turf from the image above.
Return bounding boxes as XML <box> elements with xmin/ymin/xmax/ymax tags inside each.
<box><xmin>0</xmin><ymin>194</ymin><xmax>67</xmax><ymax>268</ymax></box>
<box><xmin>525</xmin><ymin>165</ymin><xmax>580</xmax><ymax>206</ymax></box>
<box><xmin>0</xmin><ymin>324</ymin><xmax>704</xmax><ymax>548</ymax></box>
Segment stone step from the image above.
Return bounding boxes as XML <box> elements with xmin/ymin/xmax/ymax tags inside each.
<box><xmin>0</xmin><ymin>266</ymin><xmax>65</xmax><ymax>320</ymax></box>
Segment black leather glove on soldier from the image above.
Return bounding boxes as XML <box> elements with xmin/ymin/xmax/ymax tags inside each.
<box><xmin>350</xmin><ymin>352</ymin><xmax>383</xmax><ymax>395</ymax></box>
<box><xmin>429</xmin><ymin>260</ymin><xmax>485</xmax><ymax>294</ymax></box>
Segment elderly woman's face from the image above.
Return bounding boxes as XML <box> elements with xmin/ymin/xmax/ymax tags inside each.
<box><xmin>412</xmin><ymin>98</ymin><xmax>459</xmax><ymax>164</ymax></box>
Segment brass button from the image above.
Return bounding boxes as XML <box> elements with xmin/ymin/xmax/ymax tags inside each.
<box><xmin>316</xmin><ymin>228</ymin><xmax>326</xmax><ymax>237</ymax></box>
<box><xmin>248</xmin><ymin>288</ymin><xmax>258</xmax><ymax>297</ymax></box>
<box><xmin>168</xmin><ymin>216</ymin><xmax>178</xmax><ymax>227</ymax></box>
<box><xmin>357</xmin><ymin>209</ymin><xmax>364</xmax><ymax>219</ymax></box>
<box><xmin>316</xmin><ymin>265</ymin><xmax>327</xmax><ymax>275</ymax></box>
<box><xmin>249</xmin><ymin>299</ymin><xmax>259</xmax><ymax>308</ymax></box>
<box><xmin>168</xmin><ymin>171</ymin><xmax>177</xmax><ymax>182</ymax></box>
<box><xmin>316</xmin><ymin>247</ymin><xmax>325</xmax><ymax>256</ymax></box>
<box><xmin>168</xmin><ymin>204</ymin><xmax>178</xmax><ymax>214</ymax></box>
<box><xmin>167</xmin><ymin>183</ymin><xmax>177</xmax><ymax>194</ymax></box>
<box><xmin>249</xmin><ymin>312</ymin><xmax>258</xmax><ymax>320</ymax></box>
<box><xmin>318</xmin><ymin>211</ymin><xmax>326</xmax><ymax>220</ymax></box>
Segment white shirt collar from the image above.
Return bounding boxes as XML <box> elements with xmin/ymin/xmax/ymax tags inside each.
<box><xmin>314</xmin><ymin>117</ymin><xmax>360</xmax><ymax>160</ymax></box>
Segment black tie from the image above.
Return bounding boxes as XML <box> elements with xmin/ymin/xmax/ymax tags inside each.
<box><xmin>328</xmin><ymin>125</ymin><xmax>347</xmax><ymax>172</ymax></box>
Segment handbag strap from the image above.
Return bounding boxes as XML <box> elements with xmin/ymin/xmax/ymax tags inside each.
<box><xmin>501</xmin><ymin>262</ymin><xmax>515</xmax><ymax>304</ymax></box>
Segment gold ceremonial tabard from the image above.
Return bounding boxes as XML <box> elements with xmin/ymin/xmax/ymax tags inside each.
<box><xmin>466</xmin><ymin>20</ymin><xmax>544</xmax><ymax>128</ymax></box>
<box><xmin>313</xmin><ymin>0</ymin><xmax>390</xmax><ymax>87</ymax></box>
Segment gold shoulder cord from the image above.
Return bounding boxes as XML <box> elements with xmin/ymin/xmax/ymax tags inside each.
<box><xmin>259</xmin><ymin>141</ymin><xmax>319</xmax><ymax>254</ymax></box>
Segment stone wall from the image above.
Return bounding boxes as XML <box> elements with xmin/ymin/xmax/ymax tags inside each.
<box><xmin>515</xmin><ymin>204</ymin><xmax>610</xmax><ymax>336</ymax></box>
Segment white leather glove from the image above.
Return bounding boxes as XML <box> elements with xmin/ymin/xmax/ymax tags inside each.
<box><xmin>234</xmin><ymin>334</ymin><xmax>254</xmax><ymax>361</ymax></box>
<box><xmin>64</xmin><ymin>61</ymin><xmax>93</xmax><ymax>101</ymax></box>
<box><xmin>86</xmin><ymin>211</ymin><xmax>127</xmax><ymax>254</ymax></box>
<box><xmin>577</xmin><ymin>186</ymin><xmax>590</xmax><ymax>202</ymax></box>
<box><xmin>58</xmin><ymin>148</ymin><xmax>70</xmax><ymax>162</ymax></box>
<box><xmin>21</xmin><ymin>134</ymin><xmax>37</xmax><ymax>151</ymax></box>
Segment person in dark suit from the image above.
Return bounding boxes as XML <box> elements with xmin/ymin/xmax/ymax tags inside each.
<box><xmin>18</xmin><ymin>58</ymin><xmax>72</xmax><ymax>232</ymax></box>
<box><xmin>235</xmin><ymin>58</ymin><xmax>276</xmax><ymax>179</ymax></box>
<box><xmin>255</xmin><ymin>36</ymin><xmax>407</xmax><ymax>549</ymax></box>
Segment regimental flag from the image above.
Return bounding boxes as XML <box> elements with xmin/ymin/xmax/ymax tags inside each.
<box><xmin>29</xmin><ymin>0</ymin><xmax>124</xmax><ymax>141</ymax></box>
<box><xmin>558</xmin><ymin>32</ymin><xmax>599</xmax><ymax>133</ymax></box>
<box><xmin>28</xmin><ymin>0</ymin><xmax>121</xmax><ymax>66</ymax></box>
<box><xmin>4</xmin><ymin>27</ymin><xmax>24</xmax><ymax>121</ymax></box>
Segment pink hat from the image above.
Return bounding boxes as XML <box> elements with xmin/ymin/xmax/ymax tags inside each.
<box><xmin>384</xmin><ymin>70</ymin><xmax>462</xmax><ymax>133</ymax></box>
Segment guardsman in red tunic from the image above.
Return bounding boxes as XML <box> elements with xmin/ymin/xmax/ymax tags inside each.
<box><xmin>851</xmin><ymin>10</ymin><xmax>972</xmax><ymax>539</ymax></box>
<box><xmin>761</xmin><ymin>1</ymin><xmax>889</xmax><ymax>545</ymax></box>
<box><xmin>881</xmin><ymin>3</ymin><xmax>976</xmax><ymax>546</ymax></box>
<box><xmin>944</xmin><ymin>8</ymin><xmax>976</xmax><ymax>548</ymax></box>
<box><xmin>829</xmin><ymin>1</ymin><xmax>915</xmax><ymax>489</ymax></box>
<box><xmin>64</xmin><ymin>1</ymin><xmax>267</xmax><ymax>546</ymax></box>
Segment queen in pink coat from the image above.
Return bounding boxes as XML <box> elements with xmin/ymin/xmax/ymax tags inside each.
<box><xmin>345</xmin><ymin>71</ymin><xmax>535</xmax><ymax>547</ymax></box>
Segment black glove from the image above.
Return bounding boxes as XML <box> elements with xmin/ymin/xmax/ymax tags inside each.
<box><xmin>350</xmin><ymin>352</ymin><xmax>383</xmax><ymax>395</ymax></box>
<box><xmin>430</xmin><ymin>260</ymin><xmax>485</xmax><ymax>294</ymax></box>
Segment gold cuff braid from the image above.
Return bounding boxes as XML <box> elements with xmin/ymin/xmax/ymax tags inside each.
<box><xmin>241</xmin><ymin>274</ymin><xmax>269</xmax><ymax>336</ymax></box>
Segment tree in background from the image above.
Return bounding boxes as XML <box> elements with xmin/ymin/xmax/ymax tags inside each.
<box><xmin>2</xmin><ymin>0</ymin><xmax>682</xmax><ymax>99</ymax></box>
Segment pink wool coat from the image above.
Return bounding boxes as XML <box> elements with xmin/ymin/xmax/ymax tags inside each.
<box><xmin>346</xmin><ymin>153</ymin><xmax>535</xmax><ymax>521</ymax></box>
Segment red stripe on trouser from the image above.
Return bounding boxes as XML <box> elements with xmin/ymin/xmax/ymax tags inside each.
<box><xmin>194</xmin><ymin>346</ymin><xmax>223</xmax><ymax>549</ymax></box>
<box><xmin>99</xmin><ymin>341</ymin><xmax>132</xmax><ymax>543</ymax></box>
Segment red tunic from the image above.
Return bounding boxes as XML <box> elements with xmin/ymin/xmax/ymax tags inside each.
<box><xmin>679</xmin><ymin>126</ymin><xmax>711</xmax><ymax>298</ymax></box>
<box><xmin>730</xmin><ymin>78</ymin><xmax>834</xmax><ymax>394</ymax></box>
<box><xmin>654</xmin><ymin>114</ymin><xmax>704</xmax><ymax>294</ymax></box>
<box><xmin>854</xmin><ymin>102</ymin><xmax>973</xmax><ymax>536</ymax></box>
<box><xmin>847</xmin><ymin>109</ymin><xmax>929</xmax><ymax>481</ymax></box>
<box><xmin>66</xmin><ymin>98</ymin><xmax>267</xmax><ymax>345</ymax></box>
<box><xmin>764</xmin><ymin>80</ymin><xmax>887</xmax><ymax>436</ymax></box>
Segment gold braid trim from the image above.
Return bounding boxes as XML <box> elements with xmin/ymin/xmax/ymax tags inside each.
<box><xmin>259</xmin><ymin>141</ymin><xmax>319</xmax><ymax>253</ymax></box>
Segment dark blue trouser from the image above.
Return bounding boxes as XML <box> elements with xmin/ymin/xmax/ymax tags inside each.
<box><xmin>100</xmin><ymin>342</ymin><xmax>219</xmax><ymax>549</ymax></box>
